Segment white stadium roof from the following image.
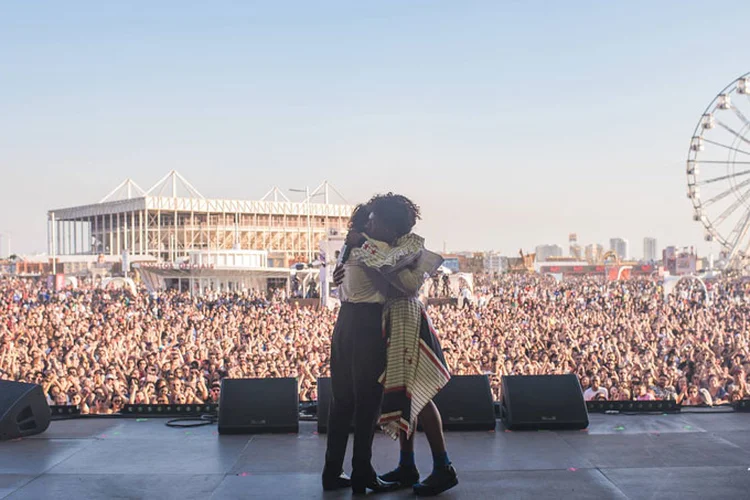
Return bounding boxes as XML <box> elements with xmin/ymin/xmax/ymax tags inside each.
<box><xmin>50</xmin><ymin>171</ymin><xmax>353</xmax><ymax>220</ymax></box>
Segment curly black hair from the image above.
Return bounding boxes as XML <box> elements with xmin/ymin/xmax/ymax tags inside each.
<box><xmin>366</xmin><ymin>192</ymin><xmax>421</xmax><ymax>238</ymax></box>
<box><xmin>348</xmin><ymin>203</ymin><xmax>371</xmax><ymax>232</ymax></box>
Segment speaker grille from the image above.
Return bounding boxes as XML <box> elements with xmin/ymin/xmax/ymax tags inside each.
<box><xmin>502</xmin><ymin>374</ymin><xmax>588</xmax><ymax>430</ymax></box>
<box><xmin>432</xmin><ymin>375</ymin><xmax>496</xmax><ymax>431</ymax></box>
<box><xmin>0</xmin><ymin>381</ymin><xmax>51</xmax><ymax>440</ymax></box>
<box><xmin>218</xmin><ymin>378</ymin><xmax>299</xmax><ymax>434</ymax></box>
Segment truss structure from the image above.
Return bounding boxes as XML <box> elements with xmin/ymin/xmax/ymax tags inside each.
<box><xmin>48</xmin><ymin>171</ymin><xmax>354</xmax><ymax>265</ymax></box>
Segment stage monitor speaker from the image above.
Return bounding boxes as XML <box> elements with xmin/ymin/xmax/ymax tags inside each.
<box><xmin>218</xmin><ymin>378</ymin><xmax>298</xmax><ymax>434</ymax></box>
<box><xmin>432</xmin><ymin>375</ymin><xmax>496</xmax><ymax>431</ymax></box>
<box><xmin>0</xmin><ymin>380</ymin><xmax>51</xmax><ymax>441</ymax></box>
<box><xmin>319</xmin><ymin>375</ymin><xmax>495</xmax><ymax>433</ymax></box>
<box><xmin>501</xmin><ymin>374</ymin><xmax>588</xmax><ymax>431</ymax></box>
<box><xmin>316</xmin><ymin>377</ymin><xmax>354</xmax><ymax>434</ymax></box>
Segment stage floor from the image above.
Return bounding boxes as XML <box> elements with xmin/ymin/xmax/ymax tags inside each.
<box><xmin>1</xmin><ymin>411</ymin><xmax>750</xmax><ymax>499</ymax></box>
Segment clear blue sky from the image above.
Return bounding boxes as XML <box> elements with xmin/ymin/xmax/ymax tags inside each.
<box><xmin>1</xmin><ymin>1</ymin><xmax>748</xmax><ymax>258</ymax></box>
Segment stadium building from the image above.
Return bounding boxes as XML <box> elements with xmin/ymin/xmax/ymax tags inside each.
<box><xmin>46</xmin><ymin>171</ymin><xmax>353</xmax><ymax>294</ymax></box>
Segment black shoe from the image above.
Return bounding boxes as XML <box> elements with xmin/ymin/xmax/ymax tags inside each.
<box><xmin>351</xmin><ymin>474</ymin><xmax>400</xmax><ymax>495</ymax></box>
<box><xmin>379</xmin><ymin>465</ymin><xmax>420</xmax><ymax>488</ymax></box>
<box><xmin>413</xmin><ymin>465</ymin><xmax>458</xmax><ymax>496</ymax></box>
<box><xmin>322</xmin><ymin>472</ymin><xmax>351</xmax><ymax>491</ymax></box>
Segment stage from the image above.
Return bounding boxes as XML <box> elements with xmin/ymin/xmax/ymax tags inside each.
<box><xmin>1</xmin><ymin>412</ymin><xmax>750</xmax><ymax>499</ymax></box>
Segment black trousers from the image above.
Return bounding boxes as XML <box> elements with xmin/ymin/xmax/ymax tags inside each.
<box><xmin>324</xmin><ymin>302</ymin><xmax>386</xmax><ymax>477</ymax></box>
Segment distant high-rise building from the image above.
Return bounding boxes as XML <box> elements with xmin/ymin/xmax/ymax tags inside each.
<box><xmin>609</xmin><ymin>238</ymin><xmax>629</xmax><ymax>261</ymax></box>
<box><xmin>643</xmin><ymin>237</ymin><xmax>657</xmax><ymax>262</ymax></box>
<box><xmin>535</xmin><ymin>244</ymin><xmax>564</xmax><ymax>262</ymax></box>
<box><xmin>568</xmin><ymin>233</ymin><xmax>581</xmax><ymax>260</ymax></box>
<box><xmin>585</xmin><ymin>243</ymin><xmax>605</xmax><ymax>263</ymax></box>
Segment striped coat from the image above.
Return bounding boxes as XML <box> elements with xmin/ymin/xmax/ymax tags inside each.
<box><xmin>378</xmin><ymin>297</ymin><xmax>451</xmax><ymax>439</ymax></box>
<box><xmin>351</xmin><ymin>233</ymin><xmax>451</xmax><ymax>439</ymax></box>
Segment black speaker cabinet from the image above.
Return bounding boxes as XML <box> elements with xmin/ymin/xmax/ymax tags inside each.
<box><xmin>501</xmin><ymin>374</ymin><xmax>588</xmax><ymax>431</ymax></box>
<box><xmin>218</xmin><ymin>378</ymin><xmax>299</xmax><ymax>434</ymax></box>
<box><xmin>432</xmin><ymin>375</ymin><xmax>496</xmax><ymax>431</ymax></box>
<box><xmin>318</xmin><ymin>375</ymin><xmax>495</xmax><ymax>433</ymax></box>
<box><xmin>0</xmin><ymin>380</ymin><xmax>51</xmax><ymax>441</ymax></box>
<box><xmin>316</xmin><ymin>377</ymin><xmax>354</xmax><ymax>434</ymax></box>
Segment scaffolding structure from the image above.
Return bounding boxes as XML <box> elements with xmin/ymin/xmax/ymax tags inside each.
<box><xmin>47</xmin><ymin>171</ymin><xmax>353</xmax><ymax>266</ymax></box>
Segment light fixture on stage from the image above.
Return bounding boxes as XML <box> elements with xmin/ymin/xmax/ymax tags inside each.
<box><xmin>586</xmin><ymin>400</ymin><xmax>680</xmax><ymax>413</ymax></box>
<box><xmin>122</xmin><ymin>404</ymin><xmax>217</xmax><ymax>416</ymax></box>
<box><xmin>733</xmin><ymin>400</ymin><xmax>750</xmax><ymax>412</ymax></box>
<box><xmin>50</xmin><ymin>405</ymin><xmax>81</xmax><ymax>417</ymax></box>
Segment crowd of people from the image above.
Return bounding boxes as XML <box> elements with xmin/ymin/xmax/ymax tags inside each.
<box><xmin>1</xmin><ymin>273</ymin><xmax>748</xmax><ymax>415</ymax></box>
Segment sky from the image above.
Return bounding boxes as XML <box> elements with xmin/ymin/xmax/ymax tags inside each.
<box><xmin>1</xmin><ymin>1</ymin><xmax>749</xmax><ymax>258</ymax></box>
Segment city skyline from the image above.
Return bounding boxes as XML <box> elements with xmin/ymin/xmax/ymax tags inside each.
<box><xmin>2</xmin><ymin>2</ymin><xmax>748</xmax><ymax>256</ymax></box>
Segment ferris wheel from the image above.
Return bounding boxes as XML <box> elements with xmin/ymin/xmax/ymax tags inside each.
<box><xmin>687</xmin><ymin>71</ymin><xmax>750</xmax><ymax>271</ymax></box>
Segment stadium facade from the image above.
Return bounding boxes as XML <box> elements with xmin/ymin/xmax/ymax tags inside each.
<box><xmin>47</xmin><ymin>171</ymin><xmax>354</xmax><ymax>267</ymax></box>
